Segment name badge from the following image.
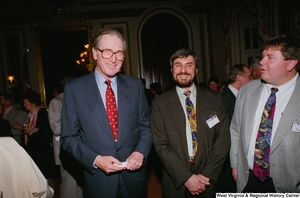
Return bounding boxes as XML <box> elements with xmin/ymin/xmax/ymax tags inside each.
<box><xmin>206</xmin><ymin>113</ymin><xmax>220</xmax><ymax>128</ymax></box>
<box><xmin>292</xmin><ymin>120</ymin><xmax>300</xmax><ymax>132</ymax></box>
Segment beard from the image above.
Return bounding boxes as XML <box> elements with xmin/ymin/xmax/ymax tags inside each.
<box><xmin>173</xmin><ymin>73</ymin><xmax>195</xmax><ymax>88</ymax></box>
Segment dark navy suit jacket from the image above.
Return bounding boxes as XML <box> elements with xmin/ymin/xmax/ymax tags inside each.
<box><xmin>61</xmin><ymin>72</ymin><xmax>153</xmax><ymax>198</ymax></box>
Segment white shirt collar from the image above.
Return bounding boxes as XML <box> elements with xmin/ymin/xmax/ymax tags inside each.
<box><xmin>228</xmin><ymin>84</ymin><xmax>239</xmax><ymax>97</ymax></box>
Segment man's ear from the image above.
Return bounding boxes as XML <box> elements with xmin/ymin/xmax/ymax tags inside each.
<box><xmin>287</xmin><ymin>59</ymin><xmax>298</xmax><ymax>71</ymax></box>
<box><xmin>92</xmin><ymin>47</ymin><xmax>98</xmax><ymax>60</ymax></box>
<box><xmin>236</xmin><ymin>74</ymin><xmax>242</xmax><ymax>82</ymax></box>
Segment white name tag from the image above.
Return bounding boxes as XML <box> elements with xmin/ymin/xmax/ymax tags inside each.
<box><xmin>292</xmin><ymin>121</ymin><xmax>300</xmax><ymax>132</ymax></box>
<box><xmin>206</xmin><ymin>113</ymin><xmax>220</xmax><ymax>128</ymax></box>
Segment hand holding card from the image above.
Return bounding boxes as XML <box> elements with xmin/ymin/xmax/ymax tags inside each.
<box><xmin>113</xmin><ymin>161</ymin><xmax>127</xmax><ymax>167</ymax></box>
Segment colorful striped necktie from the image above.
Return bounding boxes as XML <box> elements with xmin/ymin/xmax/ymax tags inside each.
<box><xmin>253</xmin><ymin>87</ymin><xmax>278</xmax><ymax>182</ymax></box>
<box><xmin>184</xmin><ymin>90</ymin><xmax>198</xmax><ymax>162</ymax></box>
<box><xmin>105</xmin><ymin>80</ymin><xmax>118</xmax><ymax>142</ymax></box>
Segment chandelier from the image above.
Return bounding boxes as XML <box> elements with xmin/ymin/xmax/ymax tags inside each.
<box><xmin>76</xmin><ymin>44</ymin><xmax>92</xmax><ymax>71</ymax></box>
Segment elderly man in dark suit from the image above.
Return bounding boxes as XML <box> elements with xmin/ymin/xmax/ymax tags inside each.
<box><xmin>151</xmin><ymin>48</ymin><xmax>230</xmax><ymax>197</ymax></box>
<box><xmin>61</xmin><ymin>28</ymin><xmax>153</xmax><ymax>198</ymax></box>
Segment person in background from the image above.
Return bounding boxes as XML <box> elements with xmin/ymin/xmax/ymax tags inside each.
<box><xmin>230</xmin><ymin>34</ymin><xmax>300</xmax><ymax>192</ymax></box>
<box><xmin>250</xmin><ymin>58</ymin><xmax>261</xmax><ymax>80</ymax></box>
<box><xmin>48</xmin><ymin>76</ymin><xmax>83</xmax><ymax>198</ymax></box>
<box><xmin>151</xmin><ymin>48</ymin><xmax>230</xmax><ymax>197</ymax></box>
<box><xmin>219</xmin><ymin>81</ymin><xmax>228</xmax><ymax>93</ymax></box>
<box><xmin>216</xmin><ymin>63</ymin><xmax>252</xmax><ymax>193</ymax></box>
<box><xmin>141</xmin><ymin>78</ymin><xmax>155</xmax><ymax>108</ymax></box>
<box><xmin>0</xmin><ymin>136</ymin><xmax>54</xmax><ymax>198</ymax></box>
<box><xmin>221</xmin><ymin>64</ymin><xmax>252</xmax><ymax>121</ymax></box>
<box><xmin>22</xmin><ymin>91</ymin><xmax>56</xmax><ymax>189</ymax></box>
<box><xmin>60</xmin><ymin>28</ymin><xmax>153</xmax><ymax>198</ymax></box>
<box><xmin>150</xmin><ymin>82</ymin><xmax>162</xmax><ymax>97</ymax></box>
<box><xmin>208</xmin><ymin>75</ymin><xmax>220</xmax><ymax>92</ymax></box>
<box><xmin>0</xmin><ymin>93</ymin><xmax>27</xmax><ymax>144</ymax></box>
<box><xmin>0</xmin><ymin>103</ymin><xmax>14</xmax><ymax>138</ymax></box>
<box><xmin>52</xmin><ymin>86</ymin><xmax>62</xmax><ymax>98</ymax></box>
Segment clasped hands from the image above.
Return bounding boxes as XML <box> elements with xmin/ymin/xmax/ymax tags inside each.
<box><xmin>95</xmin><ymin>151</ymin><xmax>144</xmax><ymax>174</ymax></box>
<box><xmin>184</xmin><ymin>174</ymin><xmax>210</xmax><ymax>195</ymax></box>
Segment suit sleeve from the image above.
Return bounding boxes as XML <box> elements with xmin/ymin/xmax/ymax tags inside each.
<box><xmin>230</xmin><ymin>92</ymin><xmax>241</xmax><ymax>168</ymax></box>
<box><xmin>131</xmin><ymin>80</ymin><xmax>153</xmax><ymax>164</ymax></box>
<box><xmin>151</xmin><ymin>99</ymin><xmax>193</xmax><ymax>188</ymax></box>
<box><xmin>60</xmin><ymin>83</ymin><xmax>99</xmax><ymax>172</ymax></box>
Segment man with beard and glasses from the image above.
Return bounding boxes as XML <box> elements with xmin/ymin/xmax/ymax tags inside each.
<box><xmin>151</xmin><ymin>48</ymin><xmax>230</xmax><ymax>197</ymax></box>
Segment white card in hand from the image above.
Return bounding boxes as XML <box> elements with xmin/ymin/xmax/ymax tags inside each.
<box><xmin>113</xmin><ymin>162</ymin><xmax>127</xmax><ymax>167</ymax></box>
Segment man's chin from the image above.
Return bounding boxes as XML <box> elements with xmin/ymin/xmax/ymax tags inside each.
<box><xmin>175</xmin><ymin>81</ymin><xmax>193</xmax><ymax>88</ymax></box>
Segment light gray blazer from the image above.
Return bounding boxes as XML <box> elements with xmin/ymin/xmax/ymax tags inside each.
<box><xmin>230</xmin><ymin>77</ymin><xmax>300</xmax><ymax>192</ymax></box>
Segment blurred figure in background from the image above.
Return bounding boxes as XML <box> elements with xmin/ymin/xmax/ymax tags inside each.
<box><xmin>48</xmin><ymin>75</ymin><xmax>84</xmax><ymax>198</ymax></box>
<box><xmin>208</xmin><ymin>75</ymin><xmax>220</xmax><ymax>92</ymax></box>
<box><xmin>217</xmin><ymin>63</ymin><xmax>252</xmax><ymax>193</ymax></box>
<box><xmin>150</xmin><ymin>82</ymin><xmax>162</xmax><ymax>97</ymax></box>
<box><xmin>0</xmin><ymin>93</ymin><xmax>27</xmax><ymax>144</ymax></box>
<box><xmin>22</xmin><ymin>91</ymin><xmax>56</xmax><ymax>189</ymax></box>
<box><xmin>250</xmin><ymin>58</ymin><xmax>261</xmax><ymax>80</ymax></box>
<box><xmin>0</xmin><ymin>103</ymin><xmax>14</xmax><ymax>138</ymax></box>
<box><xmin>141</xmin><ymin>78</ymin><xmax>155</xmax><ymax>108</ymax></box>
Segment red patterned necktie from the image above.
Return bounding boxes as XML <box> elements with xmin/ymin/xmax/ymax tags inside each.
<box><xmin>184</xmin><ymin>90</ymin><xmax>198</xmax><ymax>164</ymax></box>
<box><xmin>253</xmin><ymin>87</ymin><xmax>278</xmax><ymax>182</ymax></box>
<box><xmin>105</xmin><ymin>80</ymin><xmax>118</xmax><ymax>142</ymax></box>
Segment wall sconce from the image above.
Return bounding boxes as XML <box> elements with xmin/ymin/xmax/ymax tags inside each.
<box><xmin>7</xmin><ymin>75</ymin><xmax>17</xmax><ymax>89</ymax></box>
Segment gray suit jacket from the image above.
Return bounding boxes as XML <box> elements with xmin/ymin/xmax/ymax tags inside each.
<box><xmin>151</xmin><ymin>86</ymin><xmax>230</xmax><ymax>197</ymax></box>
<box><xmin>230</xmin><ymin>77</ymin><xmax>300</xmax><ymax>192</ymax></box>
<box><xmin>5</xmin><ymin>106</ymin><xmax>27</xmax><ymax>144</ymax></box>
<box><xmin>61</xmin><ymin>72</ymin><xmax>153</xmax><ymax>198</ymax></box>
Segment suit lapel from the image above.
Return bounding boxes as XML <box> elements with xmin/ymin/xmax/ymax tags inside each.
<box><xmin>271</xmin><ymin>76</ymin><xmax>300</xmax><ymax>152</ymax></box>
<box><xmin>165</xmin><ymin>89</ymin><xmax>188</xmax><ymax>152</ymax></box>
<box><xmin>84</xmin><ymin>74</ymin><xmax>114</xmax><ymax>141</ymax></box>
<box><xmin>115</xmin><ymin>75</ymin><xmax>130</xmax><ymax>143</ymax></box>
<box><xmin>243</xmin><ymin>82</ymin><xmax>264</xmax><ymax>151</ymax></box>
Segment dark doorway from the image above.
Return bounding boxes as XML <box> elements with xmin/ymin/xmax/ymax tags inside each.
<box><xmin>40</xmin><ymin>30</ymin><xmax>89</xmax><ymax>105</ymax></box>
<box><xmin>141</xmin><ymin>13</ymin><xmax>188</xmax><ymax>92</ymax></box>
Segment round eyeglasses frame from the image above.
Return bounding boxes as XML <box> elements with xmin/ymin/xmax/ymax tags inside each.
<box><xmin>94</xmin><ymin>47</ymin><xmax>124</xmax><ymax>61</ymax></box>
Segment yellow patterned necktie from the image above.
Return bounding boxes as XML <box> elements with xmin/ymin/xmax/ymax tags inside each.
<box><xmin>184</xmin><ymin>90</ymin><xmax>198</xmax><ymax>160</ymax></box>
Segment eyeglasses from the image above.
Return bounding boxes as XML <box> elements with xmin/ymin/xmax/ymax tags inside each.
<box><xmin>94</xmin><ymin>47</ymin><xmax>124</xmax><ymax>61</ymax></box>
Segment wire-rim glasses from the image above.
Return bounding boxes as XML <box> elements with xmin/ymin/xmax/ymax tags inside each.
<box><xmin>95</xmin><ymin>47</ymin><xmax>124</xmax><ymax>61</ymax></box>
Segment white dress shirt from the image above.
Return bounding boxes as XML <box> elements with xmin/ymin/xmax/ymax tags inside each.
<box><xmin>247</xmin><ymin>74</ymin><xmax>298</xmax><ymax>170</ymax></box>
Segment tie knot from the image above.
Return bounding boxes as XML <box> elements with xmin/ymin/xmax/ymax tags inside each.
<box><xmin>184</xmin><ymin>90</ymin><xmax>191</xmax><ymax>97</ymax></box>
<box><xmin>271</xmin><ymin>87</ymin><xmax>278</xmax><ymax>94</ymax></box>
<box><xmin>105</xmin><ymin>80</ymin><xmax>111</xmax><ymax>86</ymax></box>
